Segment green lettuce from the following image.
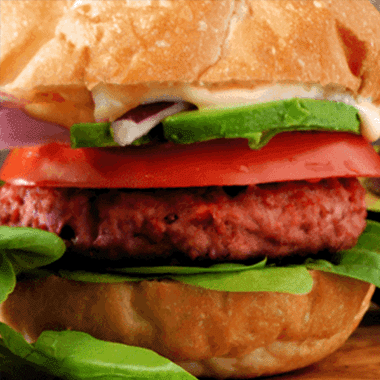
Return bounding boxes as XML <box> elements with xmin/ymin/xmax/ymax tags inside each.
<box><xmin>59</xmin><ymin>221</ymin><xmax>380</xmax><ymax>293</ymax></box>
<box><xmin>365</xmin><ymin>190</ymin><xmax>380</xmax><ymax>212</ymax></box>
<box><xmin>0</xmin><ymin>323</ymin><xmax>196</xmax><ymax>380</ymax></box>
<box><xmin>0</xmin><ymin>227</ymin><xmax>65</xmax><ymax>303</ymax></box>
<box><xmin>360</xmin><ymin>177</ymin><xmax>380</xmax><ymax>212</ymax></box>
<box><xmin>305</xmin><ymin>221</ymin><xmax>380</xmax><ymax>284</ymax></box>
<box><xmin>59</xmin><ymin>260</ymin><xmax>314</xmax><ymax>294</ymax></box>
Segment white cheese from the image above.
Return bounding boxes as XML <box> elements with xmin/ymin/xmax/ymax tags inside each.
<box><xmin>112</xmin><ymin>102</ymin><xmax>189</xmax><ymax>146</ymax></box>
<box><xmin>92</xmin><ymin>84</ymin><xmax>130</xmax><ymax>123</ymax></box>
<box><xmin>183</xmin><ymin>84</ymin><xmax>325</xmax><ymax>108</ymax></box>
<box><xmin>356</xmin><ymin>102</ymin><xmax>380</xmax><ymax>142</ymax></box>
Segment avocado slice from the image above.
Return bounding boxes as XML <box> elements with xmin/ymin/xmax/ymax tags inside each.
<box><xmin>71</xmin><ymin>122</ymin><xmax>116</xmax><ymax>148</ymax></box>
<box><xmin>70</xmin><ymin>98</ymin><xmax>360</xmax><ymax>149</ymax></box>
<box><xmin>162</xmin><ymin>98</ymin><xmax>360</xmax><ymax>149</ymax></box>
<box><xmin>70</xmin><ymin>123</ymin><xmax>150</xmax><ymax>148</ymax></box>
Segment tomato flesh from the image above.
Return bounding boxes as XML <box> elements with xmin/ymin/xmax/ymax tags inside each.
<box><xmin>2</xmin><ymin>132</ymin><xmax>380</xmax><ymax>188</ymax></box>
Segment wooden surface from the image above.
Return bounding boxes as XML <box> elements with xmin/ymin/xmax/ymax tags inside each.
<box><xmin>266</xmin><ymin>308</ymin><xmax>380</xmax><ymax>380</ymax></box>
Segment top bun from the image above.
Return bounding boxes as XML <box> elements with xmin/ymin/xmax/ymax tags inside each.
<box><xmin>1</xmin><ymin>0</ymin><xmax>380</xmax><ymax>125</ymax></box>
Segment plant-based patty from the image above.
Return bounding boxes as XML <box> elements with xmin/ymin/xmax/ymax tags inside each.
<box><xmin>0</xmin><ymin>178</ymin><xmax>366</xmax><ymax>265</ymax></box>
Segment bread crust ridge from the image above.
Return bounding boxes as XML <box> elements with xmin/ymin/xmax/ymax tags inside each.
<box><xmin>2</xmin><ymin>0</ymin><xmax>380</xmax><ymax>126</ymax></box>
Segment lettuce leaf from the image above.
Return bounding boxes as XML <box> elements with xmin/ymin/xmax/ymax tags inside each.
<box><xmin>359</xmin><ymin>177</ymin><xmax>380</xmax><ymax>212</ymax></box>
<box><xmin>0</xmin><ymin>340</ymin><xmax>59</xmax><ymax>380</ymax></box>
<box><xmin>60</xmin><ymin>221</ymin><xmax>380</xmax><ymax>292</ymax></box>
<box><xmin>0</xmin><ymin>227</ymin><xmax>65</xmax><ymax>303</ymax></box>
<box><xmin>173</xmin><ymin>266</ymin><xmax>312</xmax><ymax>293</ymax></box>
<box><xmin>59</xmin><ymin>259</ymin><xmax>314</xmax><ymax>294</ymax></box>
<box><xmin>305</xmin><ymin>220</ymin><xmax>380</xmax><ymax>285</ymax></box>
<box><xmin>0</xmin><ymin>254</ymin><xmax>15</xmax><ymax>305</ymax></box>
<box><xmin>0</xmin><ymin>323</ymin><xmax>196</xmax><ymax>380</ymax></box>
<box><xmin>1</xmin><ymin>222</ymin><xmax>380</xmax><ymax>299</ymax></box>
<box><xmin>365</xmin><ymin>190</ymin><xmax>380</xmax><ymax>212</ymax></box>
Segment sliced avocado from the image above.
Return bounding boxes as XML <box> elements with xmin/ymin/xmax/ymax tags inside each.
<box><xmin>70</xmin><ymin>99</ymin><xmax>360</xmax><ymax>149</ymax></box>
<box><xmin>71</xmin><ymin>122</ymin><xmax>117</xmax><ymax>149</ymax></box>
<box><xmin>70</xmin><ymin>123</ymin><xmax>152</xmax><ymax>148</ymax></box>
<box><xmin>162</xmin><ymin>98</ymin><xmax>360</xmax><ymax>149</ymax></box>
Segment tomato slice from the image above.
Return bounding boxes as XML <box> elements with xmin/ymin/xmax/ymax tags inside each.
<box><xmin>2</xmin><ymin>132</ymin><xmax>380</xmax><ymax>188</ymax></box>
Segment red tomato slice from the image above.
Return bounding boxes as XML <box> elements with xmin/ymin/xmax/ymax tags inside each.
<box><xmin>2</xmin><ymin>132</ymin><xmax>380</xmax><ymax>188</ymax></box>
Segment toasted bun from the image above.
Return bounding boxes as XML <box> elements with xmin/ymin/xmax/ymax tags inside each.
<box><xmin>1</xmin><ymin>0</ymin><xmax>380</xmax><ymax>126</ymax></box>
<box><xmin>0</xmin><ymin>271</ymin><xmax>374</xmax><ymax>378</ymax></box>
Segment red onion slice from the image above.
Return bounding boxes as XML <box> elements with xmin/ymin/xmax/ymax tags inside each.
<box><xmin>112</xmin><ymin>102</ymin><xmax>190</xmax><ymax>146</ymax></box>
<box><xmin>0</xmin><ymin>104</ymin><xmax>70</xmax><ymax>149</ymax></box>
<box><xmin>0</xmin><ymin>92</ymin><xmax>191</xmax><ymax>149</ymax></box>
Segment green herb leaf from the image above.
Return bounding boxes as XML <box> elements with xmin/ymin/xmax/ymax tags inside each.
<box><xmin>0</xmin><ymin>322</ymin><xmax>34</xmax><ymax>359</ymax></box>
<box><xmin>60</xmin><ymin>259</ymin><xmax>313</xmax><ymax>294</ymax></box>
<box><xmin>0</xmin><ymin>323</ymin><xmax>196</xmax><ymax>380</ymax></box>
<box><xmin>0</xmin><ymin>227</ymin><xmax>66</xmax><ymax>274</ymax></box>
<box><xmin>58</xmin><ymin>270</ymin><xmax>147</xmax><ymax>283</ymax></box>
<box><xmin>360</xmin><ymin>178</ymin><xmax>380</xmax><ymax>212</ymax></box>
<box><xmin>365</xmin><ymin>190</ymin><xmax>380</xmax><ymax>212</ymax></box>
<box><xmin>173</xmin><ymin>265</ymin><xmax>312</xmax><ymax>293</ymax></box>
<box><xmin>60</xmin><ymin>260</ymin><xmax>268</xmax><ymax>284</ymax></box>
<box><xmin>0</xmin><ymin>254</ymin><xmax>15</xmax><ymax>303</ymax></box>
<box><xmin>109</xmin><ymin>260</ymin><xmax>267</xmax><ymax>275</ymax></box>
<box><xmin>0</xmin><ymin>339</ymin><xmax>57</xmax><ymax>380</ymax></box>
<box><xmin>305</xmin><ymin>221</ymin><xmax>380</xmax><ymax>286</ymax></box>
<box><xmin>0</xmin><ymin>227</ymin><xmax>65</xmax><ymax>303</ymax></box>
<box><xmin>58</xmin><ymin>221</ymin><xmax>380</xmax><ymax>293</ymax></box>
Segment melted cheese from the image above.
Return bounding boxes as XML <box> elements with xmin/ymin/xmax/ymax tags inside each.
<box><xmin>112</xmin><ymin>102</ymin><xmax>189</xmax><ymax>146</ymax></box>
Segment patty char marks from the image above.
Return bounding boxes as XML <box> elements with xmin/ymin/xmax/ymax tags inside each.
<box><xmin>0</xmin><ymin>178</ymin><xmax>366</xmax><ymax>265</ymax></box>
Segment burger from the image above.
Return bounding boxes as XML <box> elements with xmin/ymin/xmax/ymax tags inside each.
<box><xmin>1</xmin><ymin>0</ymin><xmax>380</xmax><ymax>379</ymax></box>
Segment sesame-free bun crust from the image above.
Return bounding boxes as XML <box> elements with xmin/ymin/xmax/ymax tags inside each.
<box><xmin>1</xmin><ymin>0</ymin><xmax>380</xmax><ymax>126</ymax></box>
<box><xmin>0</xmin><ymin>271</ymin><xmax>374</xmax><ymax>378</ymax></box>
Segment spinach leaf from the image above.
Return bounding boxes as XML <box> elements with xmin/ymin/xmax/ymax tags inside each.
<box><xmin>365</xmin><ymin>190</ymin><xmax>380</xmax><ymax>212</ymax></box>
<box><xmin>0</xmin><ymin>339</ymin><xmax>58</xmax><ymax>380</ymax></box>
<box><xmin>0</xmin><ymin>227</ymin><xmax>66</xmax><ymax>274</ymax></box>
<box><xmin>108</xmin><ymin>260</ymin><xmax>267</xmax><ymax>275</ymax></box>
<box><xmin>0</xmin><ymin>324</ymin><xmax>196</xmax><ymax>380</ymax></box>
<box><xmin>305</xmin><ymin>220</ymin><xmax>380</xmax><ymax>286</ymax></box>
<box><xmin>0</xmin><ymin>254</ymin><xmax>15</xmax><ymax>307</ymax></box>
<box><xmin>0</xmin><ymin>227</ymin><xmax>65</xmax><ymax>302</ymax></box>
<box><xmin>60</xmin><ymin>265</ymin><xmax>313</xmax><ymax>294</ymax></box>
<box><xmin>59</xmin><ymin>259</ymin><xmax>313</xmax><ymax>294</ymax></box>
<box><xmin>59</xmin><ymin>221</ymin><xmax>380</xmax><ymax>294</ymax></box>
<box><xmin>173</xmin><ymin>265</ymin><xmax>312</xmax><ymax>293</ymax></box>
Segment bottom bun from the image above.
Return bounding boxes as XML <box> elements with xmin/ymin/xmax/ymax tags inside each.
<box><xmin>0</xmin><ymin>271</ymin><xmax>374</xmax><ymax>379</ymax></box>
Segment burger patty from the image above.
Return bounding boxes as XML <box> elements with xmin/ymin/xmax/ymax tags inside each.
<box><xmin>0</xmin><ymin>178</ymin><xmax>366</xmax><ymax>265</ymax></box>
